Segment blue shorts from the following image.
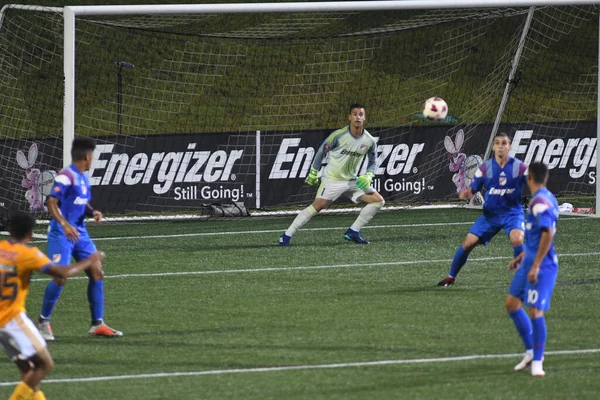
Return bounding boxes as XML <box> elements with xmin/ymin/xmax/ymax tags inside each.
<box><xmin>469</xmin><ymin>213</ymin><xmax>524</xmax><ymax>246</ymax></box>
<box><xmin>508</xmin><ymin>259</ymin><xmax>558</xmax><ymax>311</ymax></box>
<box><xmin>47</xmin><ymin>229</ymin><xmax>97</xmax><ymax>265</ymax></box>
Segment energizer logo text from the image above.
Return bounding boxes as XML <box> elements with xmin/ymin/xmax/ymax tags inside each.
<box><xmin>89</xmin><ymin>144</ymin><xmax>243</xmax><ymax>194</ymax></box>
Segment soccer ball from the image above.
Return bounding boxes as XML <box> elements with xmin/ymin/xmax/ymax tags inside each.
<box><xmin>422</xmin><ymin>97</ymin><xmax>448</xmax><ymax>120</ymax></box>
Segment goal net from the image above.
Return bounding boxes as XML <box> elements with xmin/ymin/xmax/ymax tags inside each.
<box><xmin>0</xmin><ymin>2</ymin><xmax>597</xmax><ymax>219</ymax></box>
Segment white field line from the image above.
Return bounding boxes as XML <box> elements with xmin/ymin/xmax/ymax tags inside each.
<box><xmin>28</xmin><ymin>251</ymin><xmax>600</xmax><ymax>282</ymax></box>
<box><xmin>0</xmin><ymin>231</ymin><xmax>48</xmax><ymax>239</ymax></box>
<box><xmin>3</xmin><ymin>221</ymin><xmax>473</xmax><ymax>242</ymax></box>
<box><xmin>1</xmin><ymin>348</ymin><xmax>599</xmax><ymax>386</ymax></box>
<box><xmin>1</xmin><ymin>217</ymin><xmax>584</xmax><ymax>242</ymax></box>
<box><xmin>87</xmin><ymin>221</ymin><xmax>474</xmax><ymax>242</ymax></box>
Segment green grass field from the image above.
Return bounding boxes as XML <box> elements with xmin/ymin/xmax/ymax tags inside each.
<box><xmin>1</xmin><ymin>208</ymin><xmax>600</xmax><ymax>399</ymax></box>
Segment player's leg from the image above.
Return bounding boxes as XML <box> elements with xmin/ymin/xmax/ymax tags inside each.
<box><xmin>503</xmin><ymin>214</ymin><xmax>525</xmax><ymax>257</ymax></box>
<box><xmin>17</xmin><ymin>350</ymin><xmax>53</xmax><ymax>400</ymax></box>
<box><xmin>344</xmin><ymin>188</ymin><xmax>385</xmax><ymax>244</ymax></box>
<box><xmin>74</xmin><ymin>234</ymin><xmax>123</xmax><ymax>338</ymax></box>
<box><xmin>39</xmin><ymin>231</ymin><xmax>74</xmax><ymax>340</ymax></box>
<box><xmin>1</xmin><ymin>313</ymin><xmax>53</xmax><ymax>399</ymax></box>
<box><xmin>506</xmin><ymin>266</ymin><xmax>534</xmax><ymax>371</ymax></box>
<box><xmin>279</xmin><ymin>199</ymin><xmax>324</xmax><ymax>246</ymax></box>
<box><xmin>279</xmin><ymin>178</ymin><xmax>343</xmax><ymax>246</ymax></box>
<box><xmin>525</xmin><ymin>268</ymin><xmax>558</xmax><ymax>377</ymax></box>
<box><xmin>438</xmin><ymin>215</ymin><xmax>501</xmax><ymax>286</ymax></box>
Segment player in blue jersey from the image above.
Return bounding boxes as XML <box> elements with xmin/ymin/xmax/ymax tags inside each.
<box><xmin>438</xmin><ymin>132</ymin><xmax>527</xmax><ymax>286</ymax></box>
<box><xmin>38</xmin><ymin>137</ymin><xmax>123</xmax><ymax>339</ymax></box>
<box><xmin>506</xmin><ymin>162</ymin><xmax>558</xmax><ymax>377</ymax></box>
<box><xmin>278</xmin><ymin>104</ymin><xmax>384</xmax><ymax>246</ymax></box>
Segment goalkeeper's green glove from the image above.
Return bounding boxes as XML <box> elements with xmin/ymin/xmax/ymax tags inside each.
<box><xmin>356</xmin><ymin>172</ymin><xmax>374</xmax><ymax>190</ymax></box>
<box><xmin>305</xmin><ymin>168</ymin><xmax>320</xmax><ymax>186</ymax></box>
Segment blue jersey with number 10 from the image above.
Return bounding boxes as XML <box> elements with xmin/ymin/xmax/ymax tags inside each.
<box><xmin>470</xmin><ymin>157</ymin><xmax>527</xmax><ymax>218</ymax></box>
<box><xmin>48</xmin><ymin>164</ymin><xmax>92</xmax><ymax>232</ymax></box>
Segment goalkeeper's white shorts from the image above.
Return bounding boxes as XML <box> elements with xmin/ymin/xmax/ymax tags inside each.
<box><xmin>315</xmin><ymin>177</ymin><xmax>375</xmax><ymax>203</ymax></box>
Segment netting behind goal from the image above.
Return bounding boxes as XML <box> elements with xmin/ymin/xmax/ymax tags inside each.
<box><xmin>0</xmin><ymin>4</ymin><xmax>597</xmax><ymax>219</ymax></box>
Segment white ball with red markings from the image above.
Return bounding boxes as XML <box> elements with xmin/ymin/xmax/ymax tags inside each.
<box><xmin>422</xmin><ymin>97</ymin><xmax>448</xmax><ymax>121</ymax></box>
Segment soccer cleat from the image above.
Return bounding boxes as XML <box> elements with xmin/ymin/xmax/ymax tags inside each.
<box><xmin>437</xmin><ymin>276</ymin><xmax>456</xmax><ymax>287</ymax></box>
<box><xmin>514</xmin><ymin>352</ymin><xmax>534</xmax><ymax>371</ymax></box>
<box><xmin>278</xmin><ymin>234</ymin><xmax>291</xmax><ymax>247</ymax></box>
<box><xmin>88</xmin><ymin>322</ymin><xmax>123</xmax><ymax>338</ymax></box>
<box><xmin>531</xmin><ymin>360</ymin><xmax>545</xmax><ymax>377</ymax></box>
<box><xmin>38</xmin><ymin>319</ymin><xmax>55</xmax><ymax>341</ymax></box>
<box><xmin>343</xmin><ymin>228</ymin><xmax>369</xmax><ymax>244</ymax></box>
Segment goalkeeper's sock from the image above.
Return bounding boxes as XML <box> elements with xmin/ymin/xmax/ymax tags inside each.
<box><xmin>448</xmin><ymin>245</ymin><xmax>471</xmax><ymax>278</ymax></box>
<box><xmin>513</xmin><ymin>244</ymin><xmax>525</xmax><ymax>257</ymax></box>
<box><xmin>9</xmin><ymin>382</ymin><xmax>34</xmax><ymax>400</ymax></box>
<box><xmin>531</xmin><ymin>316</ymin><xmax>547</xmax><ymax>361</ymax></box>
<box><xmin>350</xmin><ymin>201</ymin><xmax>384</xmax><ymax>231</ymax></box>
<box><xmin>285</xmin><ymin>205</ymin><xmax>318</xmax><ymax>237</ymax></box>
<box><xmin>508</xmin><ymin>308</ymin><xmax>533</xmax><ymax>351</ymax></box>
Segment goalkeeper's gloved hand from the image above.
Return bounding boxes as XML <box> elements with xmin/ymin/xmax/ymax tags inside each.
<box><xmin>305</xmin><ymin>168</ymin><xmax>320</xmax><ymax>186</ymax></box>
<box><xmin>356</xmin><ymin>172</ymin><xmax>374</xmax><ymax>190</ymax></box>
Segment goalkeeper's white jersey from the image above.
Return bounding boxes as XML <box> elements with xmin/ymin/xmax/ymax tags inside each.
<box><xmin>315</xmin><ymin>126</ymin><xmax>377</xmax><ymax>181</ymax></box>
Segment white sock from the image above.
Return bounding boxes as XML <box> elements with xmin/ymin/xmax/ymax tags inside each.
<box><xmin>526</xmin><ymin>349</ymin><xmax>533</xmax><ymax>357</ymax></box>
<box><xmin>350</xmin><ymin>201</ymin><xmax>384</xmax><ymax>231</ymax></box>
<box><xmin>286</xmin><ymin>205</ymin><xmax>318</xmax><ymax>237</ymax></box>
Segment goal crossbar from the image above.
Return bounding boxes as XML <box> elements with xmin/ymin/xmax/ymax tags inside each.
<box><xmin>65</xmin><ymin>1</ymin><xmax>600</xmax><ymax>16</ymax></box>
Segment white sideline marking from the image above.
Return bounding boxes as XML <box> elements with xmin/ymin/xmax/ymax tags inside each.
<box><xmin>0</xmin><ymin>348</ymin><xmax>598</xmax><ymax>386</ymax></box>
<box><xmin>22</xmin><ymin>221</ymin><xmax>474</xmax><ymax>244</ymax></box>
<box><xmin>89</xmin><ymin>221</ymin><xmax>474</xmax><ymax>241</ymax></box>
<box><xmin>28</xmin><ymin>251</ymin><xmax>600</xmax><ymax>282</ymax></box>
<box><xmin>0</xmin><ymin>231</ymin><xmax>47</xmax><ymax>239</ymax></box>
<box><xmin>17</xmin><ymin>217</ymin><xmax>581</xmax><ymax>243</ymax></box>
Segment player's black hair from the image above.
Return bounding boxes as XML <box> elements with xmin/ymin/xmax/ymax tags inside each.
<box><xmin>349</xmin><ymin>103</ymin><xmax>366</xmax><ymax>114</ymax></box>
<box><xmin>528</xmin><ymin>161</ymin><xmax>549</xmax><ymax>184</ymax></box>
<box><xmin>71</xmin><ymin>136</ymin><xmax>96</xmax><ymax>161</ymax></box>
<box><xmin>494</xmin><ymin>132</ymin><xmax>511</xmax><ymax>143</ymax></box>
<box><xmin>7</xmin><ymin>212</ymin><xmax>36</xmax><ymax>241</ymax></box>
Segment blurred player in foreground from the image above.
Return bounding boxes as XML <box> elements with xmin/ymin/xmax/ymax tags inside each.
<box><xmin>506</xmin><ymin>162</ymin><xmax>558</xmax><ymax>377</ymax></box>
<box><xmin>279</xmin><ymin>104</ymin><xmax>384</xmax><ymax>246</ymax></box>
<box><xmin>0</xmin><ymin>212</ymin><xmax>104</xmax><ymax>400</ymax></box>
<box><xmin>438</xmin><ymin>132</ymin><xmax>527</xmax><ymax>286</ymax></box>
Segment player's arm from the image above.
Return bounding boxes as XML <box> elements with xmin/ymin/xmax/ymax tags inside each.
<box><xmin>459</xmin><ymin>187</ymin><xmax>474</xmax><ymax>200</ymax></box>
<box><xmin>47</xmin><ymin>196</ymin><xmax>79</xmax><ymax>241</ymax></box>
<box><xmin>508</xmin><ymin>250</ymin><xmax>525</xmax><ymax>271</ymax></box>
<box><xmin>306</xmin><ymin>134</ymin><xmax>336</xmax><ymax>186</ymax></box>
<box><xmin>527</xmin><ymin>201</ymin><xmax>555</xmax><ymax>284</ymax></box>
<box><xmin>528</xmin><ymin>228</ymin><xmax>552</xmax><ymax>284</ymax></box>
<box><xmin>42</xmin><ymin>251</ymin><xmax>104</xmax><ymax>279</ymax></box>
<box><xmin>357</xmin><ymin>141</ymin><xmax>377</xmax><ymax>190</ymax></box>
<box><xmin>460</xmin><ymin>164</ymin><xmax>485</xmax><ymax>199</ymax></box>
<box><xmin>86</xmin><ymin>203</ymin><xmax>103</xmax><ymax>224</ymax></box>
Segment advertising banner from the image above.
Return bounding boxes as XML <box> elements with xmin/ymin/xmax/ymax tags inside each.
<box><xmin>0</xmin><ymin>121</ymin><xmax>596</xmax><ymax>214</ymax></box>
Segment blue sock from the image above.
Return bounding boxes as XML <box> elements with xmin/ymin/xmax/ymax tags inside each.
<box><xmin>508</xmin><ymin>309</ymin><xmax>533</xmax><ymax>351</ymax></box>
<box><xmin>448</xmin><ymin>246</ymin><xmax>470</xmax><ymax>278</ymax></box>
<box><xmin>40</xmin><ymin>281</ymin><xmax>64</xmax><ymax>319</ymax></box>
<box><xmin>513</xmin><ymin>244</ymin><xmax>525</xmax><ymax>257</ymax></box>
<box><xmin>87</xmin><ymin>280</ymin><xmax>105</xmax><ymax>324</ymax></box>
<box><xmin>532</xmin><ymin>316</ymin><xmax>547</xmax><ymax>361</ymax></box>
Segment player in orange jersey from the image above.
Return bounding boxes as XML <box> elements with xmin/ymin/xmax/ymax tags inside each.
<box><xmin>0</xmin><ymin>212</ymin><xmax>104</xmax><ymax>400</ymax></box>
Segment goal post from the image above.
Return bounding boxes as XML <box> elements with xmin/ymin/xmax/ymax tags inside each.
<box><xmin>0</xmin><ymin>1</ymin><xmax>598</xmax><ymax>219</ymax></box>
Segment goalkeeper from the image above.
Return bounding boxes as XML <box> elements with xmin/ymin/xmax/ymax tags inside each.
<box><xmin>279</xmin><ymin>104</ymin><xmax>384</xmax><ymax>246</ymax></box>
